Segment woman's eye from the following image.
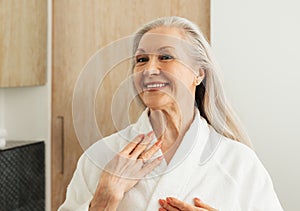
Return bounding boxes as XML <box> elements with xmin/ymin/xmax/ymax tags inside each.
<box><xmin>159</xmin><ymin>54</ymin><xmax>174</xmax><ymax>61</ymax></box>
<box><xmin>136</xmin><ymin>57</ymin><xmax>148</xmax><ymax>63</ymax></box>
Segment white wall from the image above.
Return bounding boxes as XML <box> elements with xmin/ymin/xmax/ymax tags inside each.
<box><xmin>211</xmin><ymin>0</ymin><xmax>300</xmax><ymax>210</ymax></box>
<box><xmin>0</xmin><ymin>1</ymin><xmax>52</xmax><ymax>210</ymax></box>
<box><xmin>3</xmin><ymin>86</ymin><xmax>49</xmax><ymax>140</ymax></box>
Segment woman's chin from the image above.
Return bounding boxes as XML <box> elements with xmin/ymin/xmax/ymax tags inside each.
<box><xmin>146</xmin><ymin>104</ymin><xmax>165</xmax><ymax>110</ymax></box>
<box><xmin>139</xmin><ymin>91</ymin><xmax>176</xmax><ymax>109</ymax></box>
<box><xmin>142</xmin><ymin>97</ymin><xmax>174</xmax><ymax>110</ymax></box>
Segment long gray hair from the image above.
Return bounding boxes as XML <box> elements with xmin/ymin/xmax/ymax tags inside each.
<box><xmin>132</xmin><ymin>16</ymin><xmax>253</xmax><ymax>148</ymax></box>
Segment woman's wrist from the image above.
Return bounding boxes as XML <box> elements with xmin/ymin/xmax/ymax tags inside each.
<box><xmin>89</xmin><ymin>189</ymin><xmax>123</xmax><ymax>211</ymax></box>
<box><xmin>89</xmin><ymin>200</ymin><xmax>120</xmax><ymax>211</ymax></box>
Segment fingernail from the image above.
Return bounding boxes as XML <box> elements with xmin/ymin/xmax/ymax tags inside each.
<box><xmin>155</xmin><ymin>140</ymin><xmax>162</xmax><ymax>148</ymax></box>
<box><xmin>147</xmin><ymin>131</ymin><xmax>154</xmax><ymax>137</ymax></box>
<box><xmin>139</xmin><ymin>134</ymin><xmax>145</xmax><ymax>139</ymax></box>
<box><xmin>158</xmin><ymin>199</ymin><xmax>164</xmax><ymax>206</ymax></box>
<box><xmin>194</xmin><ymin>197</ymin><xmax>201</xmax><ymax>202</ymax></box>
<box><xmin>158</xmin><ymin>155</ymin><xmax>164</xmax><ymax>161</ymax></box>
<box><xmin>166</xmin><ymin>197</ymin><xmax>172</xmax><ymax>203</ymax></box>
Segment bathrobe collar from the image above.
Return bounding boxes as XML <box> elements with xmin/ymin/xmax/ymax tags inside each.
<box><xmin>132</xmin><ymin>107</ymin><xmax>221</xmax><ymax>171</ymax></box>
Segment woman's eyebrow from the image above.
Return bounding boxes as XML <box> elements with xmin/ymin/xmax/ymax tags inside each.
<box><xmin>136</xmin><ymin>48</ymin><xmax>145</xmax><ymax>53</ymax></box>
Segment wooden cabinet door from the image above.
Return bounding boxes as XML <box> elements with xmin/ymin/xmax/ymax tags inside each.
<box><xmin>52</xmin><ymin>1</ymin><xmax>210</xmax><ymax>210</ymax></box>
<box><xmin>0</xmin><ymin>0</ymin><xmax>47</xmax><ymax>87</ymax></box>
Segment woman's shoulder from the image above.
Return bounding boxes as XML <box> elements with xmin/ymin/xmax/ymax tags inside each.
<box><xmin>212</xmin><ymin>133</ymin><xmax>271</xmax><ymax>183</ymax></box>
<box><xmin>217</xmin><ymin>135</ymin><xmax>257</xmax><ymax>163</ymax></box>
<box><xmin>202</xmin><ymin>126</ymin><xmax>257</xmax><ymax>166</ymax></box>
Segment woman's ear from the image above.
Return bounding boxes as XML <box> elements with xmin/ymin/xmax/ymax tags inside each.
<box><xmin>199</xmin><ymin>68</ymin><xmax>205</xmax><ymax>80</ymax></box>
<box><xmin>193</xmin><ymin>69</ymin><xmax>205</xmax><ymax>85</ymax></box>
<box><xmin>192</xmin><ymin>68</ymin><xmax>205</xmax><ymax>86</ymax></box>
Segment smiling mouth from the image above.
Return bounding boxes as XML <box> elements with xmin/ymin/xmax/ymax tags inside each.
<box><xmin>143</xmin><ymin>82</ymin><xmax>169</xmax><ymax>91</ymax></box>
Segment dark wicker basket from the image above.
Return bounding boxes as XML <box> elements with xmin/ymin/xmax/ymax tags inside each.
<box><xmin>0</xmin><ymin>141</ymin><xmax>45</xmax><ymax>211</ymax></box>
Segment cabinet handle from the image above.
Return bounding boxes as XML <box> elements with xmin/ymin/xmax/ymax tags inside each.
<box><xmin>57</xmin><ymin>116</ymin><xmax>65</xmax><ymax>174</ymax></box>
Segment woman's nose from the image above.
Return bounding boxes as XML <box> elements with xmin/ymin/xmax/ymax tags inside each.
<box><xmin>143</xmin><ymin>56</ymin><xmax>160</xmax><ymax>76</ymax></box>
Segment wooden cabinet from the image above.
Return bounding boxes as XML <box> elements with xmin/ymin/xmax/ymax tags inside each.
<box><xmin>52</xmin><ymin>1</ymin><xmax>210</xmax><ymax>210</ymax></box>
<box><xmin>0</xmin><ymin>0</ymin><xmax>47</xmax><ymax>87</ymax></box>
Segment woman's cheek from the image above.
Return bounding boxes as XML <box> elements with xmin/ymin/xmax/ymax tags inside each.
<box><xmin>133</xmin><ymin>73</ymin><xmax>143</xmax><ymax>93</ymax></box>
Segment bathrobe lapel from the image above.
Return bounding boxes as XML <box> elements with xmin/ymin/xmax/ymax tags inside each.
<box><xmin>143</xmin><ymin>109</ymin><xmax>217</xmax><ymax>210</ymax></box>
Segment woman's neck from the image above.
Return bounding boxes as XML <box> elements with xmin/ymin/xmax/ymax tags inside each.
<box><xmin>149</xmin><ymin>102</ymin><xmax>195</xmax><ymax>163</ymax></box>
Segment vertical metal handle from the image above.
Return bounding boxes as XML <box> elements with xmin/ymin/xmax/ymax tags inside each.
<box><xmin>57</xmin><ymin>116</ymin><xmax>64</xmax><ymax>174</ymax></box>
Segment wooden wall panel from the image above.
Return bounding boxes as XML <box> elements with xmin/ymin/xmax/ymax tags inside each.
<box><xmin>0</xmin><ymin>0</ymin><xmax>47</xmax><ymax>87</ymax></box>
<box><xmin>52</xmin><ymin>0</ymin><xmax>210</xmax><ymax>210</ymax></box>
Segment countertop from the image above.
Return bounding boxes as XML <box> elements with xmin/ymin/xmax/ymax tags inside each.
<box><xmin>0</xmin><ymin>140</ymin><xmax>44</xmax><ymax>151</ymax></box>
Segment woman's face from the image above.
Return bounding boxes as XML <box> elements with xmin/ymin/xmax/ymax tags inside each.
<box><xmin>133</xmin><ymin>27</ymin><xmax>199</xmax><ymax>110</ymax></box>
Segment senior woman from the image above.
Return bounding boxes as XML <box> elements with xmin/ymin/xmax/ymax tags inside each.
<box><xmin>59</xmin><ymin>17</ymin><xmax>283</xmax><ymax>211</ymax></box>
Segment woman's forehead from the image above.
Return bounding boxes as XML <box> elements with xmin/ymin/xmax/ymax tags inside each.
<box><xmin>136</xmin><ymin>32</ymin><xmax>191</xmax><ymax>54</ymax></box>
<box><xmin>136</xmin><ymin>46</ymin><xmax>175</xmax><ymax>54</ymax></box>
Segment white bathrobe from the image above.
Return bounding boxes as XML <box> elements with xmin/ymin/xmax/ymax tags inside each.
<box><xmin>59</xmin><ymin>108</ymin><xmax>283</xmax><ymax>211</ymax></box>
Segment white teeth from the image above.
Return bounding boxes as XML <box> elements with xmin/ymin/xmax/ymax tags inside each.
<box><xmin>146</xmin><ymin>83</ymin><xmax>167</xmax><ymax>88</ymax></box>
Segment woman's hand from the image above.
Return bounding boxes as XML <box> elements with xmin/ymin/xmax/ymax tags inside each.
<box><xmin>158</xmin><ymin>197</ymin><xmax>218</xmax><ymax>211</ymax></box>
<box><xmin>89</xmin><ymin>131</ymin><xmax>163</xmax><ymax>210</ymax></box>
